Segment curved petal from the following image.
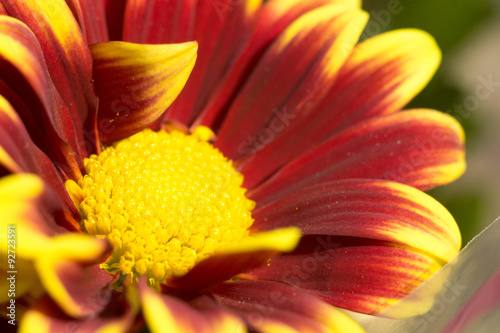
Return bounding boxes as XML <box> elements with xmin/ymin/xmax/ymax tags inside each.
<box><xmin>250</xmin><ymin>109</ymin><xmax>465</xmax><ymax>205</ymax></box>
<box><xmin>65</xmin><ymin>0</ymin><xmax>109</xmax><ymax>43</ymax></box>
<box><xmin>90</xmin><ymin>41</ymin><xmax>198</xmax><ymax>144</ymax></box>
<box><xmin>215</xmin><ymin>5</ymin><xmax>368</xmax><ymax>160</ymax></box>
<box><xmin>194</xmin><ymin>0</ymin><xmax>361</xmax><ymax>128</ymax></box>
<box><xmin>2</xmin><ymin>0</ymin><xmax>99</xmax><ymax>150</ymax></box>
<box><xmin>0</xmin><ymin>15</ymin><xmax>87</xmax><ymax>177</ymax></box>
<box><xmin>211</xmin><ymin>280</ymin><xmax>364</xmax><ymax>333</ymax></box>
<box><xmin>167</xmin><ymin>227</ymin><xmax>301</xmax><ymax>291</ymax></box>
<box><xmin>123</xmin><ymin>0</ymin><xmax>197</xmax><ymax>44</ymax></box>
<box><xmin>0</xmin><ymin>95</ymin><xmax>77</xmax><ymax>214</ymax></box>
<box><xmin>19</xmin><ymin>290</ymin><xmax>138</xmax><ymax>333</ymax></box>
<box><xmin>250</xmin><ymin>238</ymin><xmax>443</xmax><ymax>315</ymax></box>
<box><xmin>254</xmin><ymin>179</ymin><xmax>461</xmax><ymax>263</ymax></box>
<box><xmin>138</xmin><ymin>279</ymin><xmax>245</xmax><ymax>333</ymax></box>
<box><xmin>34</xmin><ymin>234</ymin><xmax>114</xmax><ymax>318</ymax></box>
<box><xmin>238</xmin><ymin>29</ymin><xmax>442</xmax><ymax>188</ymax></box>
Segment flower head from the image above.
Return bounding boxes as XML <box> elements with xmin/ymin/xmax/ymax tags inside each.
<box><xmin>0</xmin><ymin>0</ymin><xmax>465</xmax><ymax>332</ymax></box>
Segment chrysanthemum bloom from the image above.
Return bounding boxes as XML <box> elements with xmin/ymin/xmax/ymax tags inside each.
<box><xmin>0</xmin><ymin>0</ymin><xmax>465</xmax><ymax>332</ymax></box>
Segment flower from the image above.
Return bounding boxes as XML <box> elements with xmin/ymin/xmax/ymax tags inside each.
<box><xmin>0</xmin><ymin>0</ymin><xmax>465</xmax><ymax>332</ymax></box>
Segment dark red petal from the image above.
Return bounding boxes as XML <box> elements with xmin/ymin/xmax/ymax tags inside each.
<box><xmin>103</xmin><ymin>0</ymin><xmax>127</xmax><ymax>41</ymax></box>
<box><xmin>123</xmin><ymin>0</ymin><xmax>196</xmax><ymax>44</ymax></box>
<box><xmin>249</xmin><ymin>109</ymin><xmax>465</xmax><ymax>205</ymax></box>
<box><xmin>215</xmin><ymin>5</ymin><xmax>367</xmax><ymax>161</ymax></box>
<box><xmin>65</xmin><ymin>0</ymin><xmax>109</xmax><ymax>43</ymax></box>
<box><xmin>211</xmin><ymin>280</ymin><xmax>364</xmax><ymax>332</ymax></box>
<box><xmin>237</xmin><ymin>29</ymin><xmax>442</xmax><ymax>188</ymax></box>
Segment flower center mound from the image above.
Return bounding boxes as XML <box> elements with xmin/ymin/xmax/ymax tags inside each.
<box><xmin>66</xmin><ymin>127</ymin><xmax>255</xmax><ymax>287</ymax></box>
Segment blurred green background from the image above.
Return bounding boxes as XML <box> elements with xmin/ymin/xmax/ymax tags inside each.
<box><xmin>361</xmin><ymin>0</ymin><xmax>498</xmax><ymax>245</ymax></box>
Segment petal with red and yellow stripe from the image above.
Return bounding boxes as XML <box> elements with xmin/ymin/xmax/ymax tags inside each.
<box><xmin>138</xmin><ymin>279</ymin><xmax>245</xmax><ymax>333</ymax></box>
<box><xmin>254</xmin><ymin>179</ymin><xmax>460</xmax><ymax>263</ymax></box>
<box><xmin>215</xmin><ymin>5</ymin><xmax>368</xmax><ymax>160</ymax></box>
<box><xmin>165</xmin><ymin>0</ymin><xmax>261</xmax><ymax>125</ymax></box>
<box><xmin>0</xmin><ymin>95</ymin><xmax>77</xmax><ymax>215</ymax></box>
<box><xmin>167</xmin><ymin>227</ymin><xmax>301</xmax><ymax>291</ymax></box>
<box><xmin>123</xmin><ymin>0</ymin><xmax>197</xmax><ymax>44</ymax></box>
<box><xmin>211</xmin><ymin>280</ymin><xmax>364</xmax><ymax>333</ymax></box>
<box><xmin>250</xmin><ymin>109</ymin><xmax>465</xmax><ymax>205</ymax></box>
<box><xmin>2</xmin><ymin>0</ymin><xmax>99</xmax><ymax>152</ymax></box>
<box><xmin>33</xmin><ymin>234</ymin><xmax>113</xmax><ymax>318</ymax></box>
<box><xmin>195</xmin><ymin>0</ymin><xmax>361</xmax><ymax>128</ymax></box>
<box><xmin>65</xmin><ymin>0</ymin><xmax>109</xmax><ymax>44</ymax></box>
<box><xmin>249</xmin><ymin>180</ymin><xmax>461</xmax><ymax>315</ymax></box>
<box><xmin>90</xmin><ymin>41</ymin><xmax>198</xmax><ymax>144</ymax></box>
<box><xmin>19</xmin><ymin>289</ymin><xmax>138</xmax><ymax>333</ymax></box>
<box><xmin>237</xmin><ymin>29</ymin><xmax>442</xmax><ymax>189</ymax></box>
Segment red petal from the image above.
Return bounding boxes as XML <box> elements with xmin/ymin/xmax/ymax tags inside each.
<box><xmin>237</xmin><ymin>29</ymin><xmax>442</xmax><ymax>188</ymax></box>
<box><xmin>215</xmin><ymin>5</ymin><xmax>368</xmax><ymax>160</ymax></box>
<box><xmin>253</xmin><ymin>179</ymin><xmax>461</xmax><ymax>263</ymax></box>
<box><xmin>211</xmin><ymin>280</ymin><xmax>364</xmax><ymax>332</ymax></box>
<box><xmin>123</xmin><ymin>0</ymin><xmax>196</xmax><ymax>44</ymax></box>
<box><xmin>195</xmin><ymin>0</ymin><xmax>361</xmax><ymax>129</ymax></box>
<box><xmin>250</xmin><ymin>239</ymin><xmax>442</xmax><ymax>315</ymax></box>
<box><xmin>249</xmin><ymin>109</ymin><xmax>465</xmax><ymax>205</ymax></box>
<box><xmin>2</xmin><ymin>0</ymin><xmax>99</xmax><ymax>151</ymax></box>
<box><xmin>65</xmin><ymin>0</ymin><xmax>109</xmax><ymax>43</ymax></box>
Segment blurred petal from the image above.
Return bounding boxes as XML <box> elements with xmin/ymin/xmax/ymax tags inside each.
<box><xmin>215</xmin><ymin>5</ymin><xmax>368</xmax><ymax>160</ymax></box>
<box><xmin>195</xmin><ymin>0</ymin><xmax>361</xmax><ymax>128</ymax></box>
<box><xmin>65</xmin><ymin>0</ymin><xmax>109</xmax><ymax>43</ymax></box>
<box><xmin>34</xmin><ymin>234</ymin><xmax>113</xmax><ymax>317</ymax></box>
<box><xmin>254</xmin><ymin>179</ymin><xmax>461</xmax><ymax>263</ymax></box>
<box><xmin>139</xmin><ymin>279</ymin><xmax>245</xmax><ymax>333</ymax></box>
<box><xmin>167</xmin><ymin>227</ymin><xmax>301</xmax><ymax>291</ymax></box>
<box><xmin>2</xmin><ymin>0</ymin><xmax>99</xmax><ymax>149</ymax></box>
<box><xmin>250</xmin><ymin>109</ymin><xmax>465</xmax><ymax>205</ymax></box>
<box><xmin>19</xmin><ymin>290</ymin><xmax>138</xmax><ymax>333</ymax></box>
<box><xmin>0</xmin><ymin>95</ymin><xmax>77</xmax><ymax>214</ymax></box>
<box><xmin>90</xmin><ymin>41</ymin><xmax>197</xmax><ymax>143</ymax></box>
<box><xmin>123</xmin><ymin>0</ymin><xmax>196</xmax><ymax>44</ymax></box>
<box><xmin>212</xmin><ymin>280</ymin><xmax>364</xmax><ymax>333</ymax></box>
<box><xmin>238</xmin><ymin>29</ymin><xmax>442</xmax><ymax>188</ymax></box>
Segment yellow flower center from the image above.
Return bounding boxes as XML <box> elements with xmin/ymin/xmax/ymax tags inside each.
<box><xmin>66</xmin><ymin>127</ymin><xmax>255</xmax><ymax>287</ymax></box>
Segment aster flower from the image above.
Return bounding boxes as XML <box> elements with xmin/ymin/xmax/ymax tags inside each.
<box><xmin>0</xmin><ymin>0</ymin><xmax>465</xmax><ymax>332</ymax></box>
